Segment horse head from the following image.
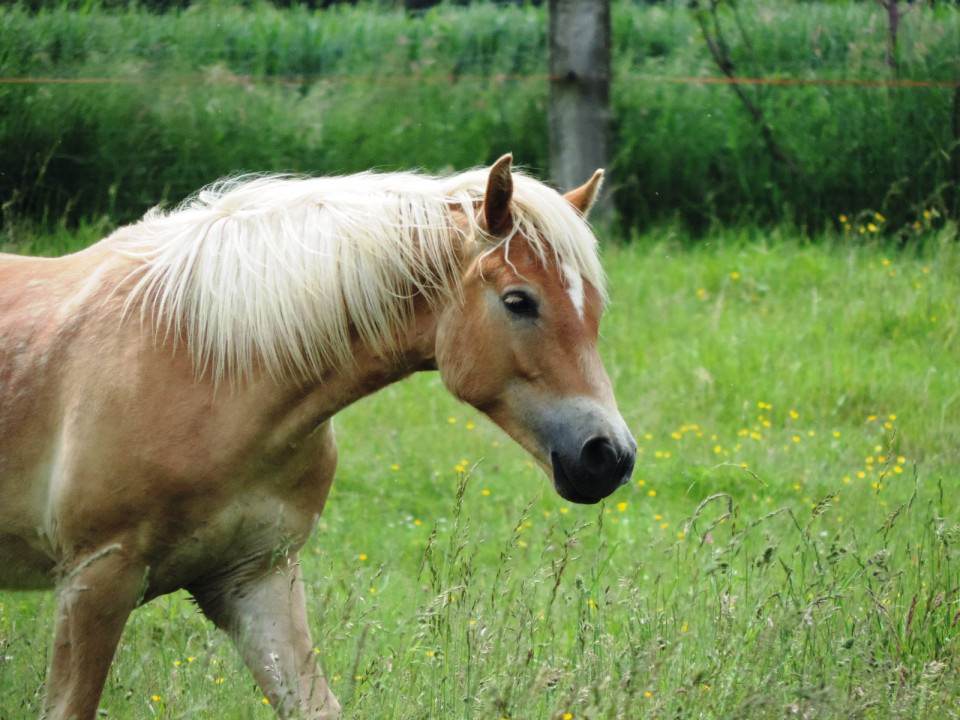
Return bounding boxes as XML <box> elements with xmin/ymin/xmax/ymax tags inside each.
<box><xmin>435</xmin><ymin>155</ymin><xmax>636</xmax><ymax>504</ymax></box>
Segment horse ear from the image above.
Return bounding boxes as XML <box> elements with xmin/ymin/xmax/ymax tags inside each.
<box><xmin>564</xmin><ymin>169</ymin><xmax>604</xmax><ymax>217</ymax></box>
<box><xmin>484</xmin><ymin>153</ymin><xmax>514</xmax><ymax>236</ymax></box>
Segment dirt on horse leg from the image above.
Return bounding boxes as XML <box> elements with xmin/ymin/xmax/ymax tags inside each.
<box><xmin>193</xmin><ymin>555</ymin><xmax>340</xmax><ymax>720</ymax></box>
<box><xmin>43</xmin><ymin>544</ymin><xmax>145</xmax><ymax>720</ymax></box>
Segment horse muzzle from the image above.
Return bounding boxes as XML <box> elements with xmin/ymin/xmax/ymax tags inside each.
<box><xmin>551</xmin><ymin>435</ymin><xmax>636</xmax><ymax>504</ymax></box>
<box><xmin>488</xmin><ymin>391</ymin><xmax>636</xmax><ymax>504</ymax></box>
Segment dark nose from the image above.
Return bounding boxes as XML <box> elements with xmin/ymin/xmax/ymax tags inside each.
<box><xmin>580</xmin><ymin>436</ymin><xmax>619</xmax><ymax>478</ymax></box>
<box><xmin>579</xmin><ymin>436</ymin><xmax>635</xmax><ymax>489</ymax></box>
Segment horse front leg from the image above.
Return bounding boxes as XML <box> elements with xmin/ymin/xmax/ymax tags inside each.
<box><xmin>193</xmin><ymin>554</ymin><xmax>340</xmax><ymax>719</ymax></box>
<box><xmin>43</xmin><ymin>544</ymin><xmax>145</xmax><ymax>720</ymax></box>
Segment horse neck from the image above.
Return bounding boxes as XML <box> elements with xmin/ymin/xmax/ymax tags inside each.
<box><xmin>253</xmin><ymin>295</ymin><xmax>441</xmax><ymax>449</ymax></box>
<box><xmin>97</xmin><ymin>221</ymin><xmax>452</xmax><ymax>437</ymax></box>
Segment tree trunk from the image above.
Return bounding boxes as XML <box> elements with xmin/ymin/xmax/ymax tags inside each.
<box><xmin>548</xmin><ymin>0</ymin><xmax>611</xmax><ymax>211</ymax></box>
<box><xmin>877</xmin><ymin>0</ymin><xmax>901</xmax><ymax>73</ymax></box>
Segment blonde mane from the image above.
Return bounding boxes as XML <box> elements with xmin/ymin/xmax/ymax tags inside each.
<box><xmin>118</xmin><ymin>168</ymin><xmax>606</xmax><ymax>385</ymax></box>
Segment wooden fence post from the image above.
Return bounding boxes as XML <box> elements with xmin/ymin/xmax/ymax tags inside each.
<box><xmin>548</xmin><ymin>0</ymin><xmax>611</xmax><ymax>213</ymax></box>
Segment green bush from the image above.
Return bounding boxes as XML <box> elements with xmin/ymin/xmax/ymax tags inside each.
<box><xmin>1</xmin><ymin>0</ymin><xmax>958</xmax><ymax>233</ymax></box>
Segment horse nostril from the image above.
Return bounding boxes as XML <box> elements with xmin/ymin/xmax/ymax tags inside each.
<box><xmin>580</xmin><ymin>437</ymin><xmax>618</xmax><ymax>478</ymax></box>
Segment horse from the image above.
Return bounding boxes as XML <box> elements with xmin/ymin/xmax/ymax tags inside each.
<box><xmin>0</xmin><ymin>154</ymin><xmax>636</xmax><ymax>719</ymax></box>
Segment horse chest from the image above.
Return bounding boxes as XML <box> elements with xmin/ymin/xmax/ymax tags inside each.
<box><xmin>144</xmin><ymin>423</ymin><xmax>338</xmax><ymax>594</ymax></box>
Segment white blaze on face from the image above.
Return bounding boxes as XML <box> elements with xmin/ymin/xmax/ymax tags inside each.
<box><xmin>562</xmin><ymin>263</ymin><xmax>585</xmax><ymax>319</ymax></box>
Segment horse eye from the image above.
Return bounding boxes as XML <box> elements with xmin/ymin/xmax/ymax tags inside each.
<box><xmin>502</xmin><ymin>290</ymin><xmax>538</xmax><ymax>318</ymax></box>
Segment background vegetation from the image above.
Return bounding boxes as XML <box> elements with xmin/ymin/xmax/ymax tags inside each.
<box><xmin>2</xmin><ymin>0</ymin><xmax>959</xmax><ymax>234</ymax></box>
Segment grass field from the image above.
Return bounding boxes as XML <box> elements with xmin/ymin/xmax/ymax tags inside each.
<box><xmin>1</xmin><ymin>226</ymin><xmax>959</xmax><ymax>719</ymax></box>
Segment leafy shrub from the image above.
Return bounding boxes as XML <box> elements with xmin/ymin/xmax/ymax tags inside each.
<box><xmin>1</xmin><ymin>0</ymin><xmax>958</xmax><ymax>232</ymax></box>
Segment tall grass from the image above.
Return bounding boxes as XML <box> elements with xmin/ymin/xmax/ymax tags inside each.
<box><xmin>1</xmin><ymin>0</ymin><xmax>959</xmax><ymax>232</ymax></box>
<box><xmin>1</xmin><ymin>226</ymin><xmax>958</xmax><ymax>718</ymax></box>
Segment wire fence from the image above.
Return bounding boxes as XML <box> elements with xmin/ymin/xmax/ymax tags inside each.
<box><xmin>1</xmin><ymin>73</ymin><xmax>958</xmax><ymax>89</ymax></box>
